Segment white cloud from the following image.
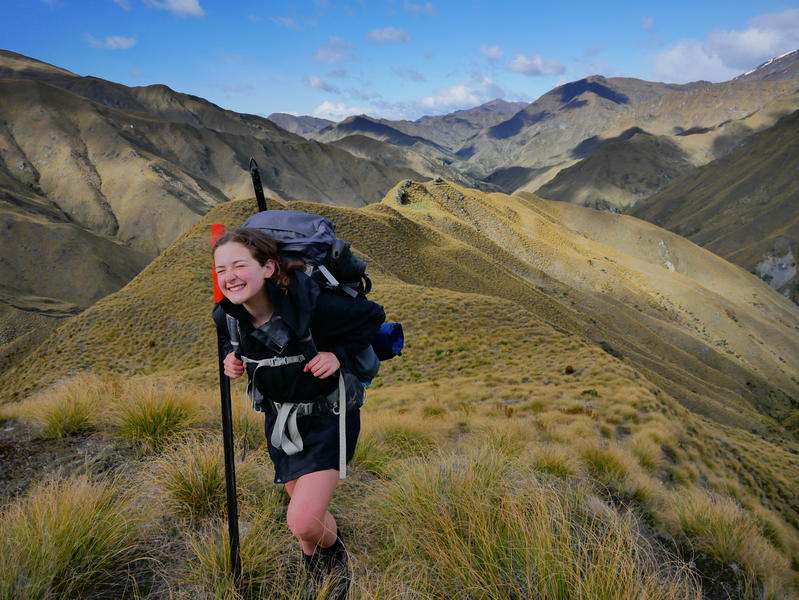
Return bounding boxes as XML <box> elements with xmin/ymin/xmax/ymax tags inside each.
<box><xmin>655</xmin><ymin>8</ymin><xmax>799</xmax><ymax>82</ymax></box>
<box><xmin>583</xmin><ymin>45</ymin><xmax>605</xmax><ymax>57</ymax></box>
<box><xmin>85</xmin><ymin>34</ymin><xmax>137</xmax><ymax>50</ymax></box>
<box><xmin>144</xmin><ymin>0</ymin><xmax>204</xmax><ymax>17</ymax></box>
<box><xmin>642</xmin><ymin>17</ymin><xmax>656</xmax><ymax>32</ymax></box>
<box><xmin>312</xmin><ymin>101</ymin><xmax>370</xmax><ymax>121</ymax></box>
<box><xmin>313</xmin><ymin>36</ymin><xmax>353</xmax><ymax>64</ymax></box>
<box><xmin>419</xmin><ymin>77</ymin><xmax>506</xmax><ymax>112</ymax></box>
<box><xmin>327</xmin><ymin>69</ymin><xmax>347</xmax><ymax>78</ymax></box>
<box><xmin>480</xmin><ymin>44</ymin><xmax>503</xmax><ymax>60</ymax></box>
<box><xmin>112</xmin><ymin>0</ymin><xmax>131</xmax><ymax>9</ymax></box>
<box><xmin>392</xmin><ymin>67</ymin><xmax>426</xmax><ymax>82</ymax></box>
<box><xmin>307</xmin><ymin>75</ymin><xmax>341</xmax><ymax>94</ymax></box>
<box><xmin>508</xmin><ymin>54</ymin><xmax>565</xmax><ymax>76</ymax></box>
<box><xmin>655</xmin><ymin>41</ymin><xmax>738</xmax><ymax>82</ymax></box>
<box><xmin>367</xmin><ymin>27</ymin><xmax>410</xmax><ymax>43</ymax></box>
<box><xmin>271</xmin><ymin>16</ymin><xmax>299</xmax><ymax>30</ymax></box>
<box><xmin>404</xmin><ymin>2</ymin><xmax>437</xmax><ymax>17</ymax></box>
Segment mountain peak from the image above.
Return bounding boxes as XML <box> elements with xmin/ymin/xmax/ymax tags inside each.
<box><xmin>734</xmin><ymin>48</ymin><xmax>799</xmax><ymax>82</ymax></box>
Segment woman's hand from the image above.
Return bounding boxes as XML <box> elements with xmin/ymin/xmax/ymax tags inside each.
<box><xmin>304</xmin><ymin>351</ymin><xmax>340</xmax><ymax>379</ymax></box>
<box><xmin>223</xmin><ymin>352</ymin><xmax>245</xmax><ymax>379</ymax></box>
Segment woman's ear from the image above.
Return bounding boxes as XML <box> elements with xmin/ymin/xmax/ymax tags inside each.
<box><xmin>264</xmin><ymin>259</ymin><xmax>277</xmax><ymax>279</ymax></box>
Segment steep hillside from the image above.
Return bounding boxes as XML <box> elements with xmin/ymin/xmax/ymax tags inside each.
<box><xmin>2</xmin><ymin>183</ymin><xmax>798</xmax><ymax>596</ymax></box>
<box><xmin>535</xmin><ymin>133</ymin><xmax>694</xmax><ymax>210</ymax></box>
<box><xmin>630</xmin><ymin>109</ymin><xmax>799</xmax><ymax>304</ymax></box>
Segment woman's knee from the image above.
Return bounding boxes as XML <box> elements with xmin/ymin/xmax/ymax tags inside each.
<box><xmin>286</xmin><ymin>506</ymin><xmax>326</xmax><ymax>542</ymax></box>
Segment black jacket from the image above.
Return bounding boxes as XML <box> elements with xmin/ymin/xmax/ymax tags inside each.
<box><xmin>212</xmin><ymin>271</ymin><xmax>385</xmax><ymax>405</ymax></box>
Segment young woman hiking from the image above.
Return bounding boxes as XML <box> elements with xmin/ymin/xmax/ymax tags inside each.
<box><xmin>211</xmin><ymin>228</ymin><xmax>385</xmax><ymax>594</ymax></box>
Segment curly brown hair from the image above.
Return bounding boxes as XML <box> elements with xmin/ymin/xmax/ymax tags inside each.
<box><xmin>212</xmin><ymin>228</ymin><xmax>304</xmax><ymax>291</ymax></box>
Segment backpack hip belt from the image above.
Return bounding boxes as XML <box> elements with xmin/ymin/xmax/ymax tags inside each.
<box><xmin>267</xmin><ymin>371</ymin><xmax>348</xmax><ymax>479</ymax></box>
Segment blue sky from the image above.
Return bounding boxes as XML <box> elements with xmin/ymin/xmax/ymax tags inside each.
<box><xmin>2</xmin><ymin>1</ymin><xmax>799</xmax><ymax>121</ymax></box>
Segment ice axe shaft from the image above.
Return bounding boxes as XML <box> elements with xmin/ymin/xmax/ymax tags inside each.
<box><xmin>212</xmin><ymin>223</ymin><xmax>242</xmax><ymax>583</ymax></box>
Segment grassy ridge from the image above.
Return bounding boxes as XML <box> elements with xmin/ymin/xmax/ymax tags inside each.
<box><xmin>1</xmin><ymin>182</ymin><xmax>799</xmax><ymax>597</ymax></box>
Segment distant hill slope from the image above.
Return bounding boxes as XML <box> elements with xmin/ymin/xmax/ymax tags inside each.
<box><xmin>267</xmin><ymin>112</ymin><xmax>334</xmax><ymax>137</ymax></box>
<box><xmin>315</xmin><ymin>115</ymin><xmax>455</xmax><ymax>162</ymax></box>
<box><xmin>629</xmin><ymin>109</ymin><xmax>799</xmax><ymax>304</ymax></box>
<box><xmin>535</xmin><ymin>133</ymin><xmax>694</xmax><ymax>210</ymax></box>
<box><xmin>457</xmin><ymin>76</ymin><xmax>700</xmax><ymax>186</ymax></box>
<box><xmin>374</xmin><ymin>99</ymin><xmax>528</xmax><ymax>150</ymax></box>
<box><xmin>328</xmin><ymin>134</ymin><xmax>477</xmax><ymax>187</ymax></box>
<box><xmin>460</xmin><ymin>66</ymin><xmax>799</xmax><ymax>194</ymax></box>
<box><xmin>0</xmin><ymin>50</ymin><xmax>425</xmax><ymax>346</ymax></box>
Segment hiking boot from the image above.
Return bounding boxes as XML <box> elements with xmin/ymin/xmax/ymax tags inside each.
<box><xmin>302</xmin><ymin>551</ymin><xmax>324</xmax><ymax>599</ymax></box>
<box><xmin>318</xmin><ymin>535</ymin><xmax>349</xmax><ymax>599</ymax></box>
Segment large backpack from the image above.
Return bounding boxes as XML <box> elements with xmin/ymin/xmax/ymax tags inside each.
<box><xmin>231</xmin><ymin>209</ymin><xmax>403</xmax><ymax>384</ymax></box>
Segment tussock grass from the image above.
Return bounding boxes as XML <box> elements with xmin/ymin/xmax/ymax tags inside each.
<box><xmin>368</xmin><ymin>447</ymin><xmax>702</xmax><ymax>600</ymax></box>
<box><xmin>152</xmin><ymin>436</ymin><xmax>274</xmax><ymax>521</ymax></box>
<box><xmin>112</xmin><ymin>380</ymin><xmax>201</xmax><ymax>451</ymax></box>
<box><xmin>0</xmin><ymin>475</ymin><xmax>142</xmax><ymax>600</ymax></box>
<box><xmin>352</xmin><ymin>412</ymin><xmax>438</xmax><ymax>478</ymax></box>
<box><xmin>11</xmin><ymin>373</ymin><xmax>115</xmax><ymax>438</ymax></box>
<box><xmin>577</xmin><ymin>440</ymin><xmax>637</xmax><ymax>487</ymax></box>
<box><xmin>529</xmin><ymin>442</ymin><xmax>579</xmax><ymax>478</ymax></box>
<box><xmin>186</xmin><ymin>512</ymin><xmax>297</xmax><ymax>600</ymax></box>
<box><xmin>666</xmin><ymin>489</ymin><xmax>791</xmax><ymax>593</ymax></box>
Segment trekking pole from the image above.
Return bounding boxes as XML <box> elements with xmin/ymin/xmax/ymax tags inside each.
<box><xmin>249</xmin><ymin>157</ymin><xmax>268</xmax><ymax>212</ymax></box>
<box><xmin>211</xmin><ymin>223</ymin><xmax>242</xmax><ymax>584</ymax></box>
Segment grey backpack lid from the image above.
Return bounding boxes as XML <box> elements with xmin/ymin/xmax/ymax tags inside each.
<box><xmin>243</xmin><ymin>210</ymin><xmax>337</xmax><ymax>266</ymax></box>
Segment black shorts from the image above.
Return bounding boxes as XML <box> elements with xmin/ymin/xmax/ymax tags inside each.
<box><xmin>264</xmin><ymin>408</ymin><xmax>360</xmax><ymax>484</ymax></box>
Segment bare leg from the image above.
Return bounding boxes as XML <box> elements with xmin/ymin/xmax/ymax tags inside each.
<box><xmin>284</xmin><ymin>469</ymin><xmax>340</xmax><ymax>555</ymax></box>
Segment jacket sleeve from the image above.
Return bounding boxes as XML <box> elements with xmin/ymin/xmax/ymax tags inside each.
<box><xmin>212</xmin><ymin>303</ymin><xmax>235</xmax><ymax>357</ymax></box>
<box><xmin>310</xmin><ymin>291</ymin><xmax>386</xmax><ymax>369</ymax></box>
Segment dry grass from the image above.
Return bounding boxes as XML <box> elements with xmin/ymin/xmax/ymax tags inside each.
<box><xmin>8</xmin><ymin>373</ymin><xmax>116</xmax><ymax>438</ymax></box>
<box><xmin>151</xmin><ymin>436</ymin><xmax>277</xmax><ymax>521</ymax></box>
<box><xmin>186</xmin><ymin>512</ymin><xmax>297</xmax><ymax>600</ymax></box>
<box><xmin>365</xmin><ymin>447</ymin><xmax>702</xmax><ymax>600</ymax></box>
<box><xmin>0</xmin><ymin>475</ymin><xmax>143</xmax><ymax>600</ymax></box>
<box><xmin>665</xmin><ymin>489</ymin><xmax>792</xmax><ymax>593</ymax></box>
<box><xmin>111</xmin><ymin>380</ymin><xmax>207</xmax><ymax>451</ymax></box>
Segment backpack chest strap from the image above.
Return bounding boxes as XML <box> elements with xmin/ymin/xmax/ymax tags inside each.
<box><xmin>242</xmin><ymin>355</ymin><xmax>305</xmax><ymax>367</ymax></box>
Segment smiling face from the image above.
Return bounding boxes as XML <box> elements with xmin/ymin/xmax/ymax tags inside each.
<box><xmin>213</xmin><ymin>241</ymin><xmax>276</xmax><ymax>306</ymax></box>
